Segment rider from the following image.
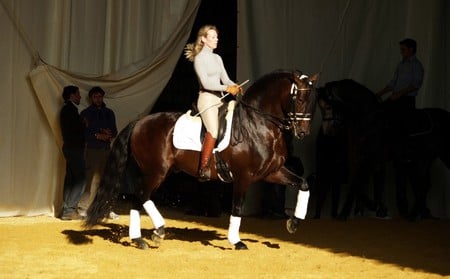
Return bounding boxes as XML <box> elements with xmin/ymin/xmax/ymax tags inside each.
<box><xmin>376</xmin><ymin>38</ymin><xmax>424</xmax><ymax>111</ymax></box>
<box><xmin>375</xmin><ymin>38</ymin><xmax>425</xmax><ymax>218</ymax></box>
<box><xmin>185</xmin><ymin>25</ymin><xmax>242</xmax><ymax>180</ymax></box>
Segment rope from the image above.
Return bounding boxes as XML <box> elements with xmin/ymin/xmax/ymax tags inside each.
<box><xmin>319</xmin><ymin>0</ymin><xmax>352</xmax><ymax>74</ymax></box>
<box><xmin>1</xmin><ymin>0</ymin><xmax>44</xmax><ymax>67</ymax></box>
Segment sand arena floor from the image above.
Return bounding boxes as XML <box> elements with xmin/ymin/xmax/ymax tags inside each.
<box><xmin>1</xmin><ymin>207</ymin><xmax>449</xmax><ymax>279</ymax></box>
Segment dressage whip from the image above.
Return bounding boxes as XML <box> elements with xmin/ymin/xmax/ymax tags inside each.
<box><xmin>194</xmin><ymin>79</ymin><xmax>250</xmax><ymax>117</ymax></box>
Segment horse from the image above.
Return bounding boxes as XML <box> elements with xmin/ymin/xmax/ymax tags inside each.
<box><xmin>85</xmin><ymin>70</ymin><xmax>320</xmax><ymax>250</ymax></box>
<box><xmin>316</xmin><ymin>79</ymin><xmax>450</xmax><ymax>221</ymax></box>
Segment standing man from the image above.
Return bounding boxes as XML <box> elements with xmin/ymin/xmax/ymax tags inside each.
<box><xmin>78</xmin><ymin>86</ymin><xmax>118</xmax><ymax>218</ymax></box>
<box><xmin>59</xmin><ymin>85</ymin><xmax>86</xmax><ymax>220</ymax></box>
<box><xmin>376</xmin><ymin>38</ymin><xmax>424</xmax><ymax>110</ymax></box>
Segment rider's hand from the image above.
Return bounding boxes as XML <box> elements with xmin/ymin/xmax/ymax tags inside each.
<box><xmin>226</xmin><ymin>85</ymin><xmax>242</xmax><ymax>96</ymax></box>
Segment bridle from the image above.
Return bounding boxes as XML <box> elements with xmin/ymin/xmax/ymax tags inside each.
<box><xmin>317</xmin><ymin>88</ymin><xmax>345</xmax><ymax>136</ymax></box>
<box><xmin>238</xmin><ymin>72</ymin><xmax>316</xmax><ymax>139</ymax></box>
<box><xmin>288</xmin><ymin>73</ymin><xmax>316</xmax><ymax>139</ymax></box>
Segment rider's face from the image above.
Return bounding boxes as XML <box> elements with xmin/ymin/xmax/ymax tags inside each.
<box><xmin>202</xmin><ymin>29</ymin><xmax>218</xmax><ymax>50</ymax></box>
<box><xmin>400</xmin><ymin>44</ymin><xmax>414</xmax><ymax>60</ymax></box>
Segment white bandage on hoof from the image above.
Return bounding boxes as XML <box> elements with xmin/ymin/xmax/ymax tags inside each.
<box><xmin>227</xmin><ymin>215</ymin><xmax>242</xmax><ymax>245</ymax></box>
<box><xmin>294</xmin><ymin>190</ymin><xmax>310</xmax><ymax>219</ymax></box>
<box><xmin>129</xmin><ymin>209</ymin><xmax>141</xmax><ymax>239</ymax></box>
<box><xmin>143</xmin><ymin>200</ymin><xmax>165</xmax><ymax>229</ymax></box>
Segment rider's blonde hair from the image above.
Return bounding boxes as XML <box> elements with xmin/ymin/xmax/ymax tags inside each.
<box><xmin>184</xmin><ymin>25</ymin><xmax>218</xmax><ymax>62</ymax></box>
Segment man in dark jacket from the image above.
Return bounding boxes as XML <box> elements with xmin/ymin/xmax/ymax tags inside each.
<box><xmin>78</xmin><ymin>86</ymin><xmax>118</xmax><ymax>219</ymax></box>
<box><xmin>59</xmin><ymin>85</ymin><xmax>86</xmax><ymax>220</ymax></box>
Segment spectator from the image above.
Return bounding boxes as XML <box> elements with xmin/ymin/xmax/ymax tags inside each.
<box><xmin>78</xmin><ymin>86</ymin><xmax>118</xmax><ymax>219</ymax></box>
<box><xmin>59</xmin><ymin>85</ymin><xmax>86</xmax><ymax>220</ymax></box>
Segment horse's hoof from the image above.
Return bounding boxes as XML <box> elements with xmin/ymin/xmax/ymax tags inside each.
<box><xmin>132</xmin><ymin>237</ymin><xmax>149</xmax><ymax>250</ymax></box>
<box><xmin>286</xmin><ymin>217</ymin><xmax>300</xmax><ymax>234</ymax></box>
<box><xmin>234</xmin><ymin>241</ymin><xmax>248</xmax><ymax>250</ymax></box>
<box><xmin>151</xmin><ymin>227</ymin><xmax>165</xmax><ymax>247</ymax></box>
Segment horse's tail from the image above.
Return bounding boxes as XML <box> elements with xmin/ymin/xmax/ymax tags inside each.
<box><xmin>84</xmin><ymin>120</ymin><xmax>137</xmax><ymax>228</ymax></box>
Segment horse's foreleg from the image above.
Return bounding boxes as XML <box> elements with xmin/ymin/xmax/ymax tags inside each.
<box><xmin>228</xmin><ymin>193</ymin><xmax>248</xmax><ymax>250</ymax></box>
<box><xmin>287</xmin><ymin>181</ymin><xmax>310</xmax><ymax>234</ymax></box>
<box><xmin>265</xmin><ymin>167</ymin><xmax>310</xmax><ymax>233</ymax></box>
<box><xmin>143</xmin><ymin>200</ymin><xmax>166</xmax><ymax>245</ymax></box>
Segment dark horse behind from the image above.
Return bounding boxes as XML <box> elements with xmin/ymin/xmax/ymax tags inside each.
<box><xmin>85</xmin><ymin>70</ymin><xmax>319</xmax><ymax>250</ymax></box>
<box><xmin>316</xmin><ymin>79</ymin><xmax>450</xmax><ymax>221</ymax></box>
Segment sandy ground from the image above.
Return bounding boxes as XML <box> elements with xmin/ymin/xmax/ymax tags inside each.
<box><xmin>1</xmin><ymin>207</ymin><xmax>449</xmax><ymax>279</ymax></box>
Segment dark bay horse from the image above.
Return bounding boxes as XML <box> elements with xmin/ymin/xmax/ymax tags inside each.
<box><xmin>85</xmin><ymin>70</ymin><xmax>319</xmax><ymax>249</ymax></box>
<box><xmin>316</xmin><ymin>79</ymin><xmax>450</xmax><ymax>221</ymax></box>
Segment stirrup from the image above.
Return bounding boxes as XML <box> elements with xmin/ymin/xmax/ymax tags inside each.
<box><xmin>198</xmin><ymin>166</ymin><xmax>211</xmax><ymax>182</ymax></box>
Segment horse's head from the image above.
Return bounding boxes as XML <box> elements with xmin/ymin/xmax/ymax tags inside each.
<box><xmin>317</xmin><ymin>79</ymin><xmax>379</xmax><ymax>136</ymax></box>
<box><xmin>317</xmin><ymin>81</ymin><xmax>346</xmax><ymax>136</ymax></box>
<box><xmin>239</xmin><ymin>70</ymin><xmax>319</xmax><ymax>140</ymax></box>
<box><xmin>317</xmin><ymin>93</ymin><xmax>343</xmax><ymax>136</ymax></box>
<box><xmin>287</xmin><ymin>71</ymin><xmax>319</xmax><ymax>139</ymax></box>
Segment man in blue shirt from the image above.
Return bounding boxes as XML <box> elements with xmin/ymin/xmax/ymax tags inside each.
<box><xmin>376</xmin><ymin>38</ymin><xmax>424</xmax><ymax>109</ymax></box>
<box><xmin>78</xmin><ymin>86</ymin><xmax>118</xmax><ymax>218</ymax></box>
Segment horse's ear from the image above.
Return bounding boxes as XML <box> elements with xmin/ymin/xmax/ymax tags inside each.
<box><xmin>310</xmin><ymin>73</ymin><xmax>320</xmax><ymax>84</ymax></box>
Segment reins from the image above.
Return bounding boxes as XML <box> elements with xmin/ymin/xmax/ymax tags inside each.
<box><xmin>238</xmin><ymin>100</ymin><xmax>292</xmax><ymax>130</ymax></box>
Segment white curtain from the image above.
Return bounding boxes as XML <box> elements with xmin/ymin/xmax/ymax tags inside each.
<box><xmin>237</xmin><ymin>0</ymin><xmax>450</xmax><ymax>218</ymax></box>
<box><xmin>0</xmin><ymin>0</ymin><xmax>200</xmax><ymax>217</ymax></box>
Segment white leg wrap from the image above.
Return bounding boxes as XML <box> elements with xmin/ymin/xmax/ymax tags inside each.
<box><xmin>143</xmin><ymin>200</ymin><xmax>165</xmax><ymax>229</ymax></box>
<box><xmin>227</xmin><ymin>215</ymin><xmax>241</xmax><ymax>245</ymax></box>
<box><xmin>294</xmin><ymin>190</ymin><xmax>310</xmax><ymax>219</ymax></box>
<box><xmin>129</xmin><ymin>209</ymin><xmax>141</xmax><ymax>239</ymax></box>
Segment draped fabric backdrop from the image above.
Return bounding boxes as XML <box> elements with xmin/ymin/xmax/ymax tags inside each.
<box><xmin>237</xmin><ymin>0</ymin><xmax>450</xmax><ymax>218</ymax></box>
<box><xmin>1</xmin><ymin>0</ymin><xmax>449</xmax><ymax>218</ymax></box>
<box><xmin>0</xmin><ymin>0</ymin><xmax>200</xmax><ymax>217</ymax></box>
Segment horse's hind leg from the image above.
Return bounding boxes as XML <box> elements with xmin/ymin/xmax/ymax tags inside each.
<box><xmin>127</xmin><ymin>195</ymin><xmax>150</xmax><ymax>250</ymax></box>
<box><xmin>129</xmin><ymin>199</ymin><xmax>166</xmax><ymax>249</ymax></box>
<box><xmin>142</xmin><ymin>200</ymin><xmax>166</xmax><ymax>245</ymax></box>
<box><xmin>130</xmin><ymin>209</ymin><xmax>150</xmax><ymax>250</ymax></box>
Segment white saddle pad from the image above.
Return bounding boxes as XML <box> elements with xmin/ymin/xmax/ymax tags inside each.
<box><xmin>173</xmin><ymin>101</ymin><xmax>236</xmax><ymax>152</ymax></box>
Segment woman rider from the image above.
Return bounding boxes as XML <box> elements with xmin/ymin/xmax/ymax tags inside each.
<box><xmin>185</xmin><ymin>25</ymin><xmax>242</xmax><ymax>181</ymax></box>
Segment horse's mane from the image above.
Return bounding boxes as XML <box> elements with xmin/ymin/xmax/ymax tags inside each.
<box><xmin>244</xmin><ymin>70</ymin><xmax>297</xmax><ymax>98</ymax></box>
<box><xmin>232</xmin><ymin>70</ymin><xmax>299</xmax><ymax>144</ymax></box>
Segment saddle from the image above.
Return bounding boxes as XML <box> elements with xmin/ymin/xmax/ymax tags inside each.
<box><xmin>172</xmin><ymin>101</ymin><xmax>236</xmax><ymax>183</ymax></box>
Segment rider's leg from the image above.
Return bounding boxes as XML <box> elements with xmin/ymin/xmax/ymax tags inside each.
<box><xmin>199</xmin><ymin>132</ymin><xmax>216</xmax><ymax>180</ymax></box>
<box><xmin>197</xmin><ymin>93</ymin><xmax>220</xmax><ymax>181</ymax></box>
